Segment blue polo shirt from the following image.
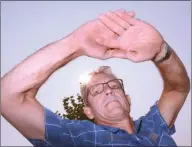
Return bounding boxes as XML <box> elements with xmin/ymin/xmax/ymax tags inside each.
<box><xmin>28</xmin><ymin>101</ymin><xmax>177</xmax><ymax>146</ymax></box>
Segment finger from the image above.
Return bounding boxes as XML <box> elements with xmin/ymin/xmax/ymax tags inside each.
<box><xmin>115</xmin><ymin>9</ymin><xmax>135</xmax><ymax>17</ymax></box>
<box><xmin>96</xmin><ymin>19</ymin><xmax>118</xmax><ymax>38</ymax></box>
<box><xmin>106</xmin><ymin>47</ymin><xmax>144</xmax><ymax>62</ymax></box>
<box><xmin>115</xmin><ymin>9</ymin><xmax>126</xmax><ymax>13</ymax></box>
<box><xmin>106</xmin><ymin>11</ymin><xmax>131</xmax><ymax>30</ymax></box>
<box><xmin>126</xmin><ymin>50</ymin><xmax>148</xmax><ymax>63</ymax></box>
<box><xmin>95</xmin><ymin>38</ymin><xmax>120</xmax><ymax>49</ymax></box>
<box><xmin>114</xmin><ymin>10</ymin><xmax>135</xmax><ymax>28</ymax></box>
<box><xmin>108</xmin><ymin>49</ymin><xmax>142</xmax><ymax>63</ymax></box>
<box><xmin>98</xmin><ymin>14</ymin><xmax>125</xmax><ymax>35</ymax></box>
<box><xmin>127</xmin><ymin>11</ymin><xmax>135</xmax><ymax>17</ymax></box>
<box><xmin>116</xmin><ymin>11</ymin><xmax>141</xmax><ymax>26</ymax></box>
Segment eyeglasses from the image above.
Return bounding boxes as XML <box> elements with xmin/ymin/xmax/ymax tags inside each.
<box><xmin>87</xmin><ymin>79</ymin><xmax>124</xmax><ymax>97</ymax></box>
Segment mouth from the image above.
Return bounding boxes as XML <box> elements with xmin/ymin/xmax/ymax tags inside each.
<box><xmin>103</xmin><ymin>95</ymin><xmax>123</xmax><ymax>106</ymax></box>
<box><xmin>105</xmin><ymin>99</ymin><xmax>120</xmax><ymax>106</ymax></box>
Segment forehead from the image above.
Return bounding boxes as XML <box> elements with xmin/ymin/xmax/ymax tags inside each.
<box><xmin>87</xmin><ymin>73</ymin><xmax>116</xmax><ymax>87</ymax></box>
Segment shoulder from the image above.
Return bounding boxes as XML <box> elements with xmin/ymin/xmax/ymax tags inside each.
<box><xmin>134</xmin><ymin>101</ymin><xmax>176</xmax><ymax>135</ymax></box>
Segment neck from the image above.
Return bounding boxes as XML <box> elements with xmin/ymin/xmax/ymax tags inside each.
<box><xmin>96</xmin><ymin>115</ymin><xmax>135</xmax><ymax>134</ymax></box>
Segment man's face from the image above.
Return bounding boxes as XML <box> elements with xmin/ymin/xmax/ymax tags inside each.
<box><xmin>84</xmin><ymin>73</ymin><xmax>131</xmax><ymax>122</ymax></box>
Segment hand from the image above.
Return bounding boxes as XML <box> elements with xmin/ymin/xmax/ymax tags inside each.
<box><xmin>96</xmin><ymin>10</ymin><xmax>164</xmax><ymax>62</ymax></box>
<box><xmin>69</xmin><ymin>10</ymin><xmax>135</xmax><ymax>60</ymax></box>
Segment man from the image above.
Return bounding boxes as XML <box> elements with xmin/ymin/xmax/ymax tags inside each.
<box><xmin>1</xmin><ymin>9</ymin><xmax>190</xmax><ymax>146</ymax></box>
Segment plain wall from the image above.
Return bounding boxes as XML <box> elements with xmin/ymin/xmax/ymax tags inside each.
<box><xmin>1</xmin><ymin>1</ymin><xmax>191</xmax><ymax>146</ymax></box>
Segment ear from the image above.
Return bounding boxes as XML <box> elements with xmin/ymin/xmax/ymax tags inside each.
<box><xmin>83</xmin><ymin>106</ymin><xmax>95</xmax><ymax>119</ymax></box>
<box><xmin>125</xmin><ymin>95</ymin><xmax>131</xmax><ymax>106</ymax></box>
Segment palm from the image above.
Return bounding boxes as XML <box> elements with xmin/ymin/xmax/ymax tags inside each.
<box><xmin>71</xmin><ymin>19</ymin><xmax>117</xmax><ymax>59</ymax></box>
<box><xmin>97</xmin><ymin>12</ymin><xmax>164</xmax><ymax>62</ymax></box>
<box><xmin>119</xmin><ymin>22</ymin><xmax>163</xmax><ymax>61</ymax></box>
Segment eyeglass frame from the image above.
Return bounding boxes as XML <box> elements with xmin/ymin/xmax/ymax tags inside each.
<box><xmin>87</xmin><ymin>79</ymin><xmax>125</xmax><ymax>98</ymax></box>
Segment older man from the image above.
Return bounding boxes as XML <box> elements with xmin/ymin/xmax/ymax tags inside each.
<box><xmin>1</xmin><ymin>9</ymin><xmax>190</xmax><ymax>146</ymax></box>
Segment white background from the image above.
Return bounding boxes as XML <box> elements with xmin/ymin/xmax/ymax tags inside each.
<box><xmin>1</xmin><ymin>1</ymin><xmax>191</xmax><ymax>146</ymax></box>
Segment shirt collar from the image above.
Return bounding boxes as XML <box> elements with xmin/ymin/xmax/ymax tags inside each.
<box><xmin>134</xmin><ymin>118</ymin><xmax>142</xmax><ymax>133</ymax></box>
<box><xmin>98</xmin><ymin>118</ymin><xmax>142</xmax><ymax>134</ymax></box>
<box><xmin>99</xmin><ymin>124</ymin><xmax>120</xmax><ymax>133</ymax></box>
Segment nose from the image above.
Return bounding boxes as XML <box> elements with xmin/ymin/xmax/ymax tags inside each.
<box><xmin>103</xmin><ymin>83</ymin><xmax>114</xmax><ymax>96</ymax></box>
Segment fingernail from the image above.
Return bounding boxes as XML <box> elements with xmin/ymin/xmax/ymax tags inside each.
<box><xmin>107</xmin><ymin>11</ymin><xmax>112</xmax><ymax>15</ymax></box>
<box><xmin>127</xmin><ymin>11</ymin><xmax>135</xmax><ymax>16</ymax></box>
<box><xmin>118</xmin><ymin>9</ymin><xmax>126</xmax><ymax>13</ymax></box>
<box><xmin>98</xmin><ymin>14</ymin><xmax>104</xmax><ymax>19</ymax></box>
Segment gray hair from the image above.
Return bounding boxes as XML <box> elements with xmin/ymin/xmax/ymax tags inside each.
<box><xmin>80</xmin><ymin>66</ymin><xmax>117</xmax><ymax>106</ymax></box>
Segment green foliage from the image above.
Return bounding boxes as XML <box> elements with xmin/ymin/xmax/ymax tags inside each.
<box><xmin>56</xmin><ymin>93</ymin><xmax>92</xmax><ymax>121</ymax></box>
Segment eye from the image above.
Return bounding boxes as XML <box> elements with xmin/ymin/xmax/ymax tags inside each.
<box><xmin>113</xmin><ymin>85</ymin><xmax>119</xmax><ymax>88</ymax></box>
<box><xmin>111</xmin><ymin>84</ymin><xmax>119</xmax><ymax>88</ymax></box>
<box><xmin>90</xmin><ymin>84</ymin><xmax>103</xmax><ymax>96</ymax></box>
<box><xmin>109</xmin><ymin>81</ymin><xmax>121</xmax><ymax>89</ymax></box>
<box><xmin>94</xmin><ymin>90</ymin><xmax>100</xmax><ymax>94</ymax></box>
<box><xmin>92</xmin><ymin>89</ymin><xmax>102</xmax><ymax>96</ymax></box>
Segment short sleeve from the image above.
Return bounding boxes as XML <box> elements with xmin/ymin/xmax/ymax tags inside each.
<box><xmin>142</xmin><ymin>101</ymin><xmax>176</xmax><ymax>135</ymax></box>
<box><xmin>27</xmin><ymin>107</ymin><xmax>77</xmax><ymax>147</ymax></box>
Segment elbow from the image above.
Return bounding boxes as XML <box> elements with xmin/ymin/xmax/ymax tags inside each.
<box><xmin>164</xmin><ymin>76</ymin><xmax>191</xmax><ymax>94</ymax></box>
<box><xmin>176</xmin><ymin>76</ymin><xmax>191</xmax><ymax>94</ymax></box>
<box><xmin>1</xmin><ymin>77</ymin><xmax>23</xmax><ymax>101</ymax></box>
<box><xmin>185</xmin><ymin>77</ymin><xmax>190</xmax><ymax>93</ymax></box>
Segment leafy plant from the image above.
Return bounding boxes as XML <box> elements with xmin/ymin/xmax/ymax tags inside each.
<box><xmin>56</xmin><ymin>93</ymin><xmax>92</xmax><ymax>121</ymax></box>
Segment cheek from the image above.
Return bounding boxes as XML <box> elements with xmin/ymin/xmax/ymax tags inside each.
<box><xmin>90</xmin><ymin>96</ymin><xmax>107</xmax><ymax>114</ymax></box>
<box><xmin>114</xmin><ymin>90</ymin><xmax>129</xmax><ymax>104</ymax></box>
<box><xmin>88</xmin><ymin>95</ymin><xmax>103</xmax><ymax>108</ymax></box>
<box><xmin>93</xmin><ymin>96</ymin><xmax>104</xmax><ymax>107</ymax></box>
<box><xmin>114</xmin><ymin>89</ymin><xmax>125</xmax><ymax>97</ymax></box>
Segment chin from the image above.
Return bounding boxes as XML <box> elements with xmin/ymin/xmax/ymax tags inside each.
<box><xmin>100</xmin><ymin>101</ymin><xmax>130</xmax><ymax>118</ymax></box>
<box><xmin>104</xmin><ymin>108</ymin><xmax>129</xmax><ymax>120</ymax></box>
<box><xmin>104</xmin><ymin>101</ymin><xmax>130</xmax><ymax>113</ymax></box>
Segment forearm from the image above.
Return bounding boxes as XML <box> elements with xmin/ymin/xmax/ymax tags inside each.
<box><xmin>1</xmin><ymin>36</ymin><xmax>80</xmax><ymax>99</ymax></box>
<box><xmin>153</xmin><ymin>44</ymin><xmax>190</xmax><ymax>93</ymax></box>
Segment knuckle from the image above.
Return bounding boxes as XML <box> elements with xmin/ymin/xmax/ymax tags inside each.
<box><xmin>117</xmin><ymin>12</ymin><xmax>126</xmax><ymax>18</ymax></box>
<box><xmin>121</xmin><ymin>23</ymin><xmax>130</xmax><ymax>29</ymax></box>
<box><xmin>114</xmin><ymin>27</ymin><xmax>124</xmax><ymax>34</ymax></box>
<box><xmin>124</xmin><ymin>22</ymin><xmax>130</xmax><ymax>28</ymax></box>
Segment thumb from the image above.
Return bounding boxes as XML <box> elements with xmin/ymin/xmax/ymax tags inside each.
<box><xmin>95</xmin><ymin>38</ymin><xmax>120</xmax><ymax>49</ymax></box>
<box><xmin>105</xmin><ymin>49</ymin><xmax>126</xmax><ymax>59</ymax></box>
<box><xmin>106</xmin><ymin>49</ymin><xmax>142</xmax><ymax>63</ymax></box>
<box><xmin>125</xmin><ymin>51</ymin><xmax>145</xmax><ymax>63</ymax></box>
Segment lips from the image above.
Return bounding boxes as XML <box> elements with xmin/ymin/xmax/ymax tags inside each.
<box><xmin>106</xmin><ymin>100</ymin><xmax>118</xmax><ymax>105</ymax></box>
<box><xmin>104</xmin><ymin>96</ymin><xmax>120</xmax><ymax>106</ymax></box>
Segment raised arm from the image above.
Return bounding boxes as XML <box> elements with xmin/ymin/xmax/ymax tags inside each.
<box><xmin>1</xmin><ymin>36</ymin><xmax>81</xmax><ymax>140</ymax></box>
<box><xmin>152</xmin><ymin>43</ymin><xmax>190</xmax><ymax>127</ymax></box>
<box><xmin>1</xmin><ymin>10</ymin><xmax>130</xmax><ymax>141</ymax></box>
<box><xmin>96</xmin><ymin>10</ymin><xmax>190</xmax><ymax>127</ymax></box>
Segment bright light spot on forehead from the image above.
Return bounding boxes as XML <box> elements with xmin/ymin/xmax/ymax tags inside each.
<box><xmin>79</xmin><ymin>71</ymin><xmax>92</xmax><ymax>84</ymax></box>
